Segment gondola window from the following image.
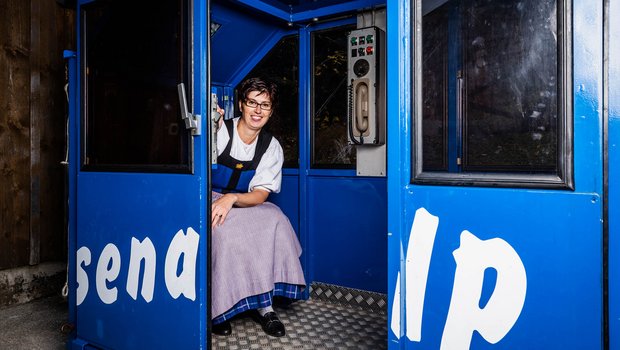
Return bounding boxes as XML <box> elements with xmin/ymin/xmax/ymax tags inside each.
<box><xmin>82</xmin><ymin>0</ymin><xmax>191</xmax><ymax>172</ymax></box>
<box><xmin>237</xmin><ymin>35</ymin><xmax>300</xmax><ymax>169</ymax></box>
<box><xmin>413</xmin><ymin>0</ymin><xmax>572</xmax><ymax>188</ymax></box>
<box><xmin>311</xmin><ymin>25</ymin><xmax>358</xmax><ymax>169</ymax></box>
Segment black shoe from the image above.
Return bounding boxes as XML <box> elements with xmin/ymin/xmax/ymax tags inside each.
<box><xmin>212</xmin><ymin>320</ymin><xmax>232</xmax><ymax>336</ymax></box>
<box><xmin>256</xmin><ymin>311</ymin><xmax>285</xmax><ymax>337</ymax></box>
<box><xmin>273</xmin><ymin>296</ymin><xmax>296</xmax><ymax>309</ymax></box>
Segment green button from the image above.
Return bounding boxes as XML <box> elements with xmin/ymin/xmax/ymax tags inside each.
<box><xmin>366</xmin><ymin>35</ymin><xmax>374</xmax><ymax>43</ymax></box>
<box><xmin>351</xmin><ymin>37</ymin><xmax>357</xmax><ymax>45</ymax></box>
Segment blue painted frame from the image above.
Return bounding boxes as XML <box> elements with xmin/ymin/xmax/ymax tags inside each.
<box><xmin>386</xmin><ymin>0</ymin><xmax>411</xmax><ymax>344</ymax></box>
<box><xmin>298</xmin><ymin>24</ymin><xmax>312</xmax><ymax>296</ymax></box>
<box><xmin>608</xmin><ymin>0</ymin><xmax>620</xmax><ymax>346</ymax></box>
<box><xmin>233</xmin><ymin>0</ymin><xmax>385</xmax><ymax>23</ymax></box>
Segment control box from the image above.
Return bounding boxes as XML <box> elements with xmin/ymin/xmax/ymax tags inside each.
<box><xmin>347</xmin><ymin>26</ymin><xmax>385</xmax><ymax>146</ymax></box>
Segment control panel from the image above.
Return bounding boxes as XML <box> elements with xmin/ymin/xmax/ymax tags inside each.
<box><xmin>347</xmin><ymin>27</ymin><xmax>385</xmax><ymax>146</ymax></box>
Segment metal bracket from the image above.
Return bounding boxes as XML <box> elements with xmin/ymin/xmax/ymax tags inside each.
<box><xmin>211</xmin><ymin>92</ymin><xmax>222</xmax><ymax>165</ymax></box>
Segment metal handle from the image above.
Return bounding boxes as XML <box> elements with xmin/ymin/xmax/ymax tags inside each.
<box><xmin>177</xmin><ymin>83</ymin><xmax>201</xmax><ymax>136</ymax></box>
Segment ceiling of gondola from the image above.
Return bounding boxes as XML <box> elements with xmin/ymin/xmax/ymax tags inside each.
<box><xmin>221</xmin><ymin>0</ymin><xmax>384</xmax><ymax>23</ymax></box>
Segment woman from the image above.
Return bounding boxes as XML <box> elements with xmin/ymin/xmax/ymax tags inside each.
<box><xmin>210</xmin><ymin>77</ymin><xmax>306</xmax><ymax>338</ymax></box>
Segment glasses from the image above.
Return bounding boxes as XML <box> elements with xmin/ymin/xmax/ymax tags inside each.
<box><xmin>244</xmin><ymin>99</ymin><xmax>272</xmax><ymax>111</ymax></box>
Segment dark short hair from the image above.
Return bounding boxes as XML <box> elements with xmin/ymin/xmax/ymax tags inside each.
<box><xmin>238</xmin><ymin>77</ymin><xmax>278</xmax><ymax>111</ymax></box>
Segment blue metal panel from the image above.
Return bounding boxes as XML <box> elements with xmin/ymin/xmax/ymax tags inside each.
<box><xmin>393</xmin><ymin>190</ymin><xmax>601</xmax><ymax>349</ymax></box>
<box><xmin>307</xmin><ymin>176</ymin><xmax>387</xmax><ymax>293</ymax></box>
<box><xmin>211</xmin><ymin>2</ymin><xmax>287</xmax><ymax>85</ymax></box>
<box><xmin>282</xmin><ymin>168</ymin><xmax>299</xmax><ymax>176</ymax></box>
<box><xmin>75</xmin><ymin>173</ymin><xmax>204</xmax><ymax>349</ymax></box>
<box><xmin>227</xmin><ymin>31</ymin><xmax>293</xmax><ymax>88</ymax></box>
<box><xmin>291</xmin><ymin>0</ymin><xmax>385</xmax><ymax>22</ymax></box>
<box><xmin>233</xmin><ymin>0</ymin><xmax>292</xmax><ymax>22</ymax></box>
<box><xmin>308</xmin><ymin>168</ymin><xmax>357</xmax><ymax>177</ymax></box>
<box><xmin>387</xmin><ymin>0</ymin><xmax>605</xmax><ymax>349</ymax></box>
<box><xmin>229</xmin><ymin>0</ymin><xmax>386</xmax><ymax>23</ymax></box>
<box><xmin>608</xmin><ymin>0</ymin><xmax>620</xmax><ymax>346</ymax></box>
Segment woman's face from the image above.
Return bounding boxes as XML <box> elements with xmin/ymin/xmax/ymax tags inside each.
<box><xmin>239</xmin><ymin>90</ymin><xmax>273</xmax><ymax>132</ymax></box>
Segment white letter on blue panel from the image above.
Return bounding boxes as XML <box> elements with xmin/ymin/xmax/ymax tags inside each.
<box><xmin>441</xmin><ymin>231</ymin><xmax>527</xmax><ymax>350</ymax></box>
<box><xmin>76</xmin><ymin>246</ymin><xmax>91</xmax><ymax>306</ymax></box>
<box><xmin>126</xmin><ymin>237</ymin><xmax>157</xmax><ymax>303</ymax></box>
<box><xmin>165</xmin><ymin>228</ymin><xmax>199</xmax><ymax>301</ymax></box>
<box><xmin>96</xmin><ymin>243</ymin><xmax>122</xmax><ymax>305</ymax></box>
<box><xmin>405</xmin><ymin>207</ymin><xmax>439</xmax><ymax>342</ymax></box>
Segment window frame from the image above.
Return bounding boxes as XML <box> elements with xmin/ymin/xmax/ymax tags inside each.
<box><xmin>411</xmin><ymin>0</ymin><xmax>574</xmax><ymax>189</ymax></box>
<box><xmin>80</xmin><ymin>0</ymin><xmax>193</xmax><ymax>174</ymax></box>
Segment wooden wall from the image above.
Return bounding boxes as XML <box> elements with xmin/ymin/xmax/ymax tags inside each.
<box><xmin>0</xmin><ymin>0</ymin><xmax>75</xmax><ymax>270</ymax></box>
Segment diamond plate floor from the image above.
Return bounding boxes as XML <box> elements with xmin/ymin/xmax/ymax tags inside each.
<box><xmin>211</xmin><ymin>298</ymin><xmax>387</xmax><ymax>350</ymax></box>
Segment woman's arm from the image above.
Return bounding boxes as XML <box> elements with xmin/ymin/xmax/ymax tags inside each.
<box><xmin>211</xmin><ymin>189</ymin><xmax>269</xmax><ymax>228</ymax></box>
<box><xmin>211</xmin><ymin>137</ymin><xmax>282</xmax><ymax>228</ymax></box>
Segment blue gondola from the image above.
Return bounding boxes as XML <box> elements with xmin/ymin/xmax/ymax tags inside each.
<box><xmin>65</xmin><ymin>0</ymin><xmax>620</xmax><ymax>349</ymax></box>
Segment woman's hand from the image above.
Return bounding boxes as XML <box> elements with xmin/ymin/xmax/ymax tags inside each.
<box><xmin>211</xmin><ymin>193</ymin><xmax>238</xmax><ymax>228</ymax></box>
<box><xmin>211</xmin><ymin>189</ymin><xmax>269</xmax><ymax>228</ymax></box>
<box><xmin>215</xmin><ymin>105</ymin><xmax>225</xmax><ymax>129</ymax></box>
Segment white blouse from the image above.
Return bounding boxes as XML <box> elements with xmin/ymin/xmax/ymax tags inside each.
<box><xmin>216</xmin><ymin>117</ymin><xmax>284</xmax><ymax>193</ymax></box>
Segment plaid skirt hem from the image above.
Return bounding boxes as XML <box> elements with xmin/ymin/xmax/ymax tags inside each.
<box><xmin>212</xmin><ymin>283</ymin><xmax>305</xmax><ymax>325</ymax></box>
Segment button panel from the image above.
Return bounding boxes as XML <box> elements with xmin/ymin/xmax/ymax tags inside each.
<box><xmin>350</xmin><ymin>33</ymin><xmax>375</xmax><ymax>56</ymax></box>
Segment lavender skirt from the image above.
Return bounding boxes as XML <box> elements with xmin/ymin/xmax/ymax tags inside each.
<box><xmin>211</xmin><ymin>192</ymin><xmax>306</xmax><ymax>319</ymax></box>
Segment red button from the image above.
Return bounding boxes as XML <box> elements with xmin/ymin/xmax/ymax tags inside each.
<box><xmin>366</xmin><ymin>46</ymin><xmax>374</xmax><ymax>55</ymax></box>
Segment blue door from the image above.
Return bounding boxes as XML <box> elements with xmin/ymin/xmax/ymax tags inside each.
<box><xmin>68</xmin><ymin>1</ymin><xmax>209</xmax><ymax>349</ymax></box>
<box><xmin>387</xmin><ymin>0</ymin><xmax>605</xmax><ymax>349</ymax></box>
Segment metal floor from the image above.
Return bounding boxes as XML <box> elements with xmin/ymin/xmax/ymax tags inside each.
<box><xmin>211</xmin><ymin>284</ymin><xmax>387</xmax><ymax>350</ymax></box>
<box><xmin>0</xmin><ymin>285</ymin><xmax>385</xmax><ymax>350</ymax></box>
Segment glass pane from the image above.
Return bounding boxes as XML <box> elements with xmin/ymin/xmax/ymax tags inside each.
<box><xmin>312</xmin><ymin>25</ymin><xmax>356</xmax><ymax>168</ymax></box>
<box><xmin>241</xmin><ymin>35</ymin><xmax>299</xmax><ymax>169</ymax></box>
<box><xmin>422</xmin><ymin>4</ymin><xmax>450</xmax><ymax>171</ymax></box>
<box><xmin>462</xmin><ymin>0</ymin><xmax>558</xmax><ymax>172</ymax></box>
<box><xmin>83</xmin><ymin>0</ymin><xmax>189</xmax><ymax>171</ymax></box>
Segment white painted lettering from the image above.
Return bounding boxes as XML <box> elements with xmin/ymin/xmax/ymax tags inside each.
<box><xmin>390</xmin><ymin>271</ymin><xmax>402</xmax><ymax>338</ymax></box>
<box><xmin>126</xmin><ymin>237</ymin><xmax>157</xmax><ymax>303</ymax></box>
<box><xmin>96</xmin><ymin>243</ymin><xmax>122</xmax><ymax>304</ymax></box>
<box><xmin>440</xmin><ymin>231</ymin><xmax>527</xmax><ymax>350</ymax></box>
<box><xmin>76</xmin><ymin>246</ymin><xmax>91</xmax><ymax>306</ymax></box>
<box><xmin>165</xmin><ymin>228</ymin><xmax>199</xmax><ymax>301</ymax></box>
<box><xmin>405</xmin><ymin>208</ymin><xmax>439</xmax><ymax>342</ymax></box>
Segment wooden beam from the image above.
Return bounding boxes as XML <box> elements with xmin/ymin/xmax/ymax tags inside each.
<box><xmin>0</xmin><ymin>1</ymin><xmax>32</xmax><ymax>270</ymax></box>
<box><xmin>29</xmin><ymin>0</ymin><xmax>41</xmax><ymax>265</ymax></box>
